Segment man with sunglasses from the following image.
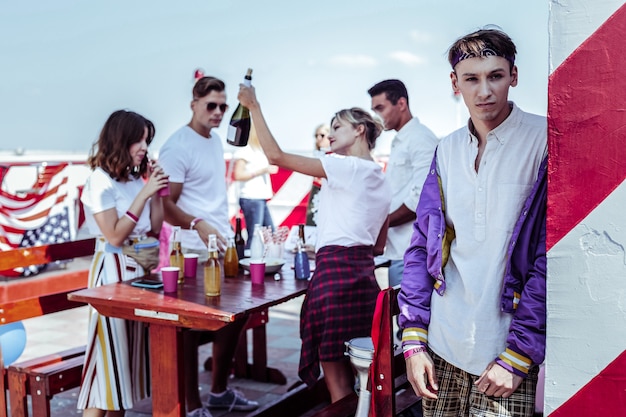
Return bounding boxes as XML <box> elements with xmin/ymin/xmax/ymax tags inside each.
<box><xmin>159</xmin><ymin>76</ymin><xmax>258</xmax><ymax>417</ymax></box>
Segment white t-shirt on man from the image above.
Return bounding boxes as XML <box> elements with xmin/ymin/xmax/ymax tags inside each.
<box><xmin>385</xmin><ymin>117</ymin><xmax>439</xmax><ymax>260</ymax></box>
<box><xmin>158</xmin><ymin>126</ymin><xmax>231</xmax><ymax>251</ymax></box>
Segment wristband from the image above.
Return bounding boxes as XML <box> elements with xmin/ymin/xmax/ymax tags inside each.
<box><xmin>190</xmin><ymin>217</ymin><xmax>203</xmax><ymax>230</ymax></box>
<box><xmin>403</xmin><ymin>345</ymin><xmax>428</xmax><ymax>359</ymax></box>
<box><xmin>125</xmin><ymin>211</ymin><xmax>139</xmax><ymax>223</ymax></box>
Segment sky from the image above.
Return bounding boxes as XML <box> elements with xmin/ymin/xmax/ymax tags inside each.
<box><xmin>0</xmin><ymin>0</ymin><xmax>549</xmax><ymax>157</ymax></box>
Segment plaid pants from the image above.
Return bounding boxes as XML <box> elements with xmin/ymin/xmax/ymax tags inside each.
<box><xmin>422</xmin><ymin>350</ymin><xmax>538</xmax><ymax>417</ymax></box>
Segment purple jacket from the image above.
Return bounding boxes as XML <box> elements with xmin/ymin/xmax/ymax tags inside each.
<box><xmin>398</xmin><ymin>152</ymin><xmax>547</xmax><ymax>377</ymax></box>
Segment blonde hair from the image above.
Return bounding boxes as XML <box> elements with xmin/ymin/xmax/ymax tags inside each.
<box><xmin>247</xmin><ymin>123</ymin><xmax>261</xmax><ymax>149</ymax></box>
<box><xmin>331</xmin><ymin>108</ymin><xmax>383</xmax><ymax>150</ymax></box>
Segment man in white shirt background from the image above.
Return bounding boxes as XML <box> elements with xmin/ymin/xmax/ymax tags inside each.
<box><xmin>368</xmin><ymin>79</ymin><xmax>439</xmax><ymax>287</ymax></box>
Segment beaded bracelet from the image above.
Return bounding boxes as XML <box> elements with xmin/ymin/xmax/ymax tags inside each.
<box><xmin>125</xmin><ymin>211</ymin><xmax>139</xmax><ymax>223</ymax></box>
<box><xmin>403</xmin><ymin>345</ymin><xmax>428</xmax><ymax>359</ymax></box>
<box><xmin>190</xmin><ymin>217</ymin><xmax>203</xmax><ymax>230</ymax></box>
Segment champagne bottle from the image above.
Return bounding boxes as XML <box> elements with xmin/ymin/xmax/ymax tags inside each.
<box><xmin>226</xmin><ymin>68</ymin><xmax>253</xmax><ymax>147</ymax></box>
<box><xmin>234</xmin><ymin>217</ymin><xmax>246</xmax><ymax>260</ymax></box>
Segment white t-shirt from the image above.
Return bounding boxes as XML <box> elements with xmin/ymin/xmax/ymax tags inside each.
<box><xmin>385</xmin><ymin>117</ymin><xmax>439</xmax><ymax>260</ymax></box>
<box><xmin>158</xmin><ymin>126</ymin><xmax>231</xmax><ymax>250</ymax></box>
<box><xmin>232</xmin><ymin>146</ymin><xmax>273</xmax><ymax>200</ymax></box>
<box><xmin>314</xmin><ymin>154</ymin><xmax>391</xmax><ymax>251</ymax></box>
<box><xmin>428</xmin><ymin>104</ymin><xmax>547</xmax><ymax>376</ymax></box>
<box><xmin>81</xmin><ymin>167</ymin><xmax>152</xmax><ymax>238</ymax></box>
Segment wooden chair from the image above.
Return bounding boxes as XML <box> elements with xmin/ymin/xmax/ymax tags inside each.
<box><xmin>247</xmin><ymin>286</ymin><xmax>420</xmax><ymax>417</ymax></box>
<box><xmin>369</xmin><ymin>286</ymin><xmax>421</xmax><ymax>417</ymax></box>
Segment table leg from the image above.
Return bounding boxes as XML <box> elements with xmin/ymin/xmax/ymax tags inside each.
<box><xmin>203</xmin><ymin>310</ymin><xmax>289</xmax><ymax>385</ymax></box>
<box><xmin>149</xmin><ymin>325</ymin><xmax>185</xmax><ymax>417</ymax></box>
<box><xmin>251</xmin><ymin>324</ymin><xmax>287</xmax><ymax>385</ymax></box>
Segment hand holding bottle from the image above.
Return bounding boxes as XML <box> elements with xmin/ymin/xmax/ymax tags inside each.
<box><xmin>237</xmin><ymin>84</ymin><xmax>259</xmax><ymax>111</ymax></box>
<box><xmin>193</xmin><ymin>221</ymin><xmax>227</xmax><ymax>252</ymax></box>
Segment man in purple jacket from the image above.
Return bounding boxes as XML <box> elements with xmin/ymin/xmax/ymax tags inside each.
<box><xmin>398</xmin><ymin>27</ymin><xmax>547</xmax><ymax>417</ymax></box>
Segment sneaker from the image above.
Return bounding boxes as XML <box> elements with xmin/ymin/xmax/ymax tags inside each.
<box><xmin>187</xmin><ymin>407</ymin><xmax>212</xmax><ymax>417</ymax></box>
<box><xmin>206</xmin><ymin>388</ymin><xmax>259</xmax><ymax>412</ymax></box>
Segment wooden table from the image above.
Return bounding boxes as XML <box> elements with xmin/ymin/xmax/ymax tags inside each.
<box><xmin>68</xmin><ymin>261</ymin><xmax>310</xmax><ymax>417</ymax></box>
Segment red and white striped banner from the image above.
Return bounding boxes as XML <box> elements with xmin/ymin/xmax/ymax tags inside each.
<box><xmin>547</xmin><ymin>1</ymin><xmax>626</xmax><ymax>414</ymax></box>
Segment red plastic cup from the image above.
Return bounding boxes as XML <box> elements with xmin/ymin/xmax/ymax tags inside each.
<box><xmin>183</xmin><ymin>253</ymin><xmax>199</xmax><ymax>278</ymax></box>
<box><xmin>157</xmin><ymin>182</ymin><xmax>170</xmax><ymax>197</ymax></box>
<box><xmin>161</xmin><ymin>266</ymin><xmax>179</xmax><ymax>292</ymax></box>
<box><xmin>250</xmin><ymin>261</ymin><xmax>266</xmax><ymax>285</ymax></box>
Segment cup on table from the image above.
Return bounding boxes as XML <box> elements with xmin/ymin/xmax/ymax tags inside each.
<box><xmin>249</xmin><ymin>260</ymin><xmax>266</xmax><ymax>285</ymax></box>
<box><xmin>157</xmin><ymin>182</ymin><xmax>170</xmax><ymax>197</ymax></box>
<box><xmin>267</xmin><ymin>242</ymin><xmax>284</xmax><ymax>260</ymax></box>
<box><xmin>183</xmin><ymin>253</ymin><xmax>199</xmax><ymax>278</ymax></box>
<box><xmin>161</xmin><ymin>266</ymin><xmax>179</xmax><ymax>292</ymax></box>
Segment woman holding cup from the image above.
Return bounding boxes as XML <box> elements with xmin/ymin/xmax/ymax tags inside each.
<box><xmin>78</xmin><ymin>110</ymin><xmax>168</xmax><ymax>417</ymax></box>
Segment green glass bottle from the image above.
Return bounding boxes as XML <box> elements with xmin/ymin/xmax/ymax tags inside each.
<box><xmin>226</xmin><ymin>68</ymin><xmax>253</xmax><ymax>147</ymax></box>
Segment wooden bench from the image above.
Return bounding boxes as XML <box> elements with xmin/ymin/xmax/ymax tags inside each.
<box><xmin>0</xmin><ymin>238</ymin><xmax>95</xmax><ymax>417</ymax></box>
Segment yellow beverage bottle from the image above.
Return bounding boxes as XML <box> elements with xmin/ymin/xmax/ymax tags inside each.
<box><xmin>169</xmin><ymin>226</ymin><xmax>184</xmax><ymax>284</ymax></box>
<box><xmin>204</xmin><ymin>234</ymin><xmax>221</xmax><ymax>296</ymax></box>
<box><xmin>224</xmin><ymin>237</ymin><xmax>239</xmax><ymax>277</ymax></box>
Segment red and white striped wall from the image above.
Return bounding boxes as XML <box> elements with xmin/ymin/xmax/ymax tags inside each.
<box><xmin>547</xmin><ymin>0</ymin><xmax>626</xmax><ymax>415</ymax></box>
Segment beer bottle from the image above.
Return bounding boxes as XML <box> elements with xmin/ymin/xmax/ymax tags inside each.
<box><xmin>224</xmin><ymin>237</ymin><xmax>239</xmax><ymax>277</ymax></box>
<box><xmin>298</xmin><ymin>224</ymin><xmax>306</xmax><ymax>245</ymax></box>
<box><xmin>169</xmin><ymin>226</ymin><xmax>184</xmax><ymax>284</ymax></box>
<box><xmin>234</xmin><ymin>217</ymin><xmax>246</xmax><ymax>260</ymax></box>
<box><xmin>204</xmin><ymin>234</ymin><xmax>221</xmax><ymax>296</ymax></box>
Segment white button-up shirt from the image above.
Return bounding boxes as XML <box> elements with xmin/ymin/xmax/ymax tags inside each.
<box><xmin>385</xmin><ymin>117</ymin><xmax>439</xmax><ymax>260</ymax></box>
<box><xmin>428</xmin><ymin>103</ymin><xmax>547</xmax><ymax>375</ymax></box>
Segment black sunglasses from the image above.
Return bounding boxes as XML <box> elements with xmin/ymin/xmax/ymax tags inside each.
<box><xmin>205</xmin><ymin>102</ymin><xmax>229</xmax><ymax>112</ymax></box>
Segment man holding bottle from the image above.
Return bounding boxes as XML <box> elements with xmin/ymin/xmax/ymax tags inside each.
<box><xmin>159</xmin><ymin>76</ymin><xmax>258</xmax><ymax>417</ymax></box>
<box><xmin>368</xmin><ymin>79</ymin><xmax>439</xmax><ymax>288</ymax></box>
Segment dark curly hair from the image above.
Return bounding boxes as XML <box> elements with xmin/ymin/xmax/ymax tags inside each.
<box><xmin>87</xmin><ymin>110</ymin><xmax>155</xmax><ymax>181</ymax></box>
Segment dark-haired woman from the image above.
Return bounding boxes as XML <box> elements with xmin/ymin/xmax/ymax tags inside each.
<box><xmin>77</xmin><ymin>110</ymin><xmax>168</xmax><ymax>417</ymax></box>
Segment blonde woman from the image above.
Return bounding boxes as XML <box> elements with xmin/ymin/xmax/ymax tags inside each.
<box><xmin>238</xmin><ymin>85</ymin><xmax>391</xmax><ymax>403</ymax></box>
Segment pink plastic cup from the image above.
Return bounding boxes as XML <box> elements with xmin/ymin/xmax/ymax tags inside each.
<box><xmin>250</xmin><ymin>261</ymin><xmax>266</xmax><ymax>285</ymax></box>
<box><xmin>157</xmin><ymin>182</ymin><xmax>170</xmax><ymax>197</ymax></box>
<box><xmin>183</xmin><ymin>253</ymin><xmax>199</xmax><ymax>278</ymax></box>
<box><xmin>161</xmin><ymin>266</ymin><xmax>179</xmax><ymax>292</ymax></box>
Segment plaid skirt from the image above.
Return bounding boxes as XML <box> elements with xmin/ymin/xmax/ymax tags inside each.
<box><xmin>298</xmin><ymin>245</ymin><xmax>380</xmax><ymax>387</ymax></box>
